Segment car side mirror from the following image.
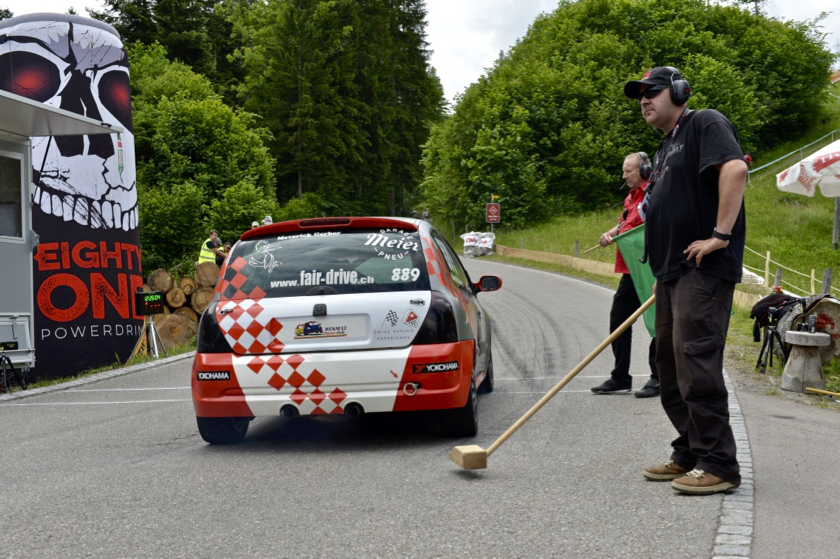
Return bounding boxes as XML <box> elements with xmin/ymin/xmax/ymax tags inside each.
<box><xmin>475</xmin><ymin>275</ymin><xmax>502</xmax><ymax>292</ymax></box>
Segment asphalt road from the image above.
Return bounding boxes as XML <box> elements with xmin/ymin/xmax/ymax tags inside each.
<box><xmin>0</xmin><ymin>259</ymin><xmax>726</xmax><ymax>557</ymax></box>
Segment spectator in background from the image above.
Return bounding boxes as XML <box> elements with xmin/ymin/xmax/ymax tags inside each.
<box><xmin>591</xmin><ymin>152</ymin><xmax>660</xmax><ymax>398</ymax></box>
<box><xmin>198</xmin><ymin>229</ymin><xmax>226</xmax><ymax>265</ymax></box>
<box><xmin>216</xmin><ymin>241</ymin><xmax>232</xmax><ymax>266</ymax></box>
<box><xmin>262</xmin><ymin>215</ymin><xmax>273</xmax><ymax>226</ymax></box>
<box><xmin>251</xmin><ymin>221</ymin><xmax>260</xmax><ymax>230</ymax></box>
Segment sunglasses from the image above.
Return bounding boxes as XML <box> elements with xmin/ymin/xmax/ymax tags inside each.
<box><xmin>638</xmin><ymin>85</ymin><xmax>667</xmax><ymax>101</ymax></box>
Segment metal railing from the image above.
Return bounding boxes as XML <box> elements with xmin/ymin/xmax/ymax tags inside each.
<box><xmin>749</xmin><ymin>128</ymin><xmax>840</xmax><ymax>176</ymax></box>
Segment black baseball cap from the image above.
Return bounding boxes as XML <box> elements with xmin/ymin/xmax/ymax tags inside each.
<box><xmin>624</xmin><ymin>66</ymin><xmax>684</xmax><ymax>99</ymax></box>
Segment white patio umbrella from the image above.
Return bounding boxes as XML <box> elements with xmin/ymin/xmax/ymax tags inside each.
<box><xmin>776</xmin><ymin>138</ymin><xmax>840</xmax><ymax>248</ymax></box>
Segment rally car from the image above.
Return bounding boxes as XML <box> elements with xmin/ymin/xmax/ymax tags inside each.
<box><xmin>191</xmin><ymin>217</ymin><xmax>502</xmax><ymax>444</ymax></box>
<box><xmin>295</xmin><ymin>321</ymin><xmax>323</xmax><ymax>337</ymax></box>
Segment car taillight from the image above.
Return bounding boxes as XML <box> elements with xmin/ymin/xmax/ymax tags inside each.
<box><xmin>196</xmin><ymin>302</ymin><xmax>234</xmax><ymax>353</ymax></box>
<box><xmin>412</xmin><ymin>292</ymin><xmax>458</xmax><ymax>345</ymax></box>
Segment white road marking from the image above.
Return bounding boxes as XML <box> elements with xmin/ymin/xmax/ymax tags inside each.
<box><xmin>495</xmin><ymin>375</ymin><xmax>645</xmax><ymax>381</ymax></box>
<box><xmin>488</xmin><ymin>389</ymin><xmax>619</xmax><ymax>394</ymax></box>
<box><xmin>5</xmin><ymin>399</ymin><xmax>191</xmax><ymax>406</ymax></box>
<box><xmin>63</xmin><ymin>387</ymin><xmax>190</xmax><ymax>392</ymax></box>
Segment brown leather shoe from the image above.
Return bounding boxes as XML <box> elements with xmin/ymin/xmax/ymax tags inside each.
<box><xmin>643</xmin><ymin>460</ymin><xmax>690</xmax><ymax>481</ymax></box>
<box><xmin>671</xmin><ymin>469</ymin><xmax>739</xmax><ymax>494</ymax></box>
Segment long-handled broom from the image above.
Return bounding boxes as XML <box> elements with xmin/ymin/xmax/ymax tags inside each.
<box><xmin>449</xmin><ymin>294</ymin><xmax>655</xmax><ymax>470</ymax></box>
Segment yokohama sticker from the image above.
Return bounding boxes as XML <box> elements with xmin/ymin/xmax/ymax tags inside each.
<box><xmin>197</xmin><ymin>371</ymin><xmax>231</xmax><ymax>381</ymax></box>
<box><xmin>412</xmin><ymin>361</ymin><xmax>459</xmax><ymax>374</ymax></box>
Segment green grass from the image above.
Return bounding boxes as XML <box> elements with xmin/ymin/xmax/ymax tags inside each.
<box><xmin>821</xmin><ymin>360</ymin><xmax>840</xmax><ymax>394</ymax></box>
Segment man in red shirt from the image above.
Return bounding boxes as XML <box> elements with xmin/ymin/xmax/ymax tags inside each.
<box><xmin>591</xmin><ymin>152</ymin><xmax>659</xmax><ymax>397</ymax></box>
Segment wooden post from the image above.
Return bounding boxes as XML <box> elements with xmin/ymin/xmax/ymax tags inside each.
<box><xmin>822</xmin><ymin>268</ymin><xmax>833</xmax><ymax>295</ymax></box>
<box><xmin>520</xmin><ymin>237</ymin><xmax>524</xmax><ymax>249</ymax></box>
<box><xmin>574</xmin><ymin>241</ymin><xmax>579</xmax><ymax>257</ymax></box>
<box><xmin>764</xmin><ymin>251</ymin><xmax>771</xmax><ymax>289</ymax></box>
<box><xmin>811</xmin><ymin>269</ymin><xmax>816</xmax><ymax>294</ymax></box>
<box><xmin>774</xmin><ymin>268</ymin><xmax>783</xmax><ymax>288</ymax></box>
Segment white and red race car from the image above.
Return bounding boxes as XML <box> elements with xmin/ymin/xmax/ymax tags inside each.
<box><xmin>192</xmin><ymin>217</ymin><xmax>502</xmax><ymax>443</ymax></box>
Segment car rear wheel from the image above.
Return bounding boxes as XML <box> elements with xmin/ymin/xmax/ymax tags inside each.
<box><xmin>440</xmin><ymin>379</ymin><xmax>478</xmax><ymax>437</ymax></box>
<box><xmin>478</xmin><ymin>349</ymin><xmax>494</xmax><ymax>394</ymax></box>
<box><xmin>197</xmin><ymin>417</ymin><xmax>250</xmax><ymax>444</ymax></box>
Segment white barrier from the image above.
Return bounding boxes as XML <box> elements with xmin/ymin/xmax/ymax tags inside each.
<box><xmin>461</xmin><ymin>232</ymin><xmax>495</xmax><ymax>257</ymax></box>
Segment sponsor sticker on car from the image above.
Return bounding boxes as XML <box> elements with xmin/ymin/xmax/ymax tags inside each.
<box><xmin>293</xmin><ymin>316</ymin><xmax>366</xmax><ymax>339</ymax></box>
<box><xmin>364</xmin><ymin>228</ymin><xmax>421</xmax><ymax>260</ymax></box>
<box><xmin>197</xmin><ymin>371</ymin><xmax>232</xmax><ymax>381</ymax></box>
<box><xmin>412</xmin><ymin>361</ymin><xmax>459</xmax><ymax>374</ymax></box>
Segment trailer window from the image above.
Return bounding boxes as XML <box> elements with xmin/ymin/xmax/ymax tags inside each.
<box><xmin>0</xmin><ymin>154</ymin><xmax>22</xmax><ymax>238</ymax></box>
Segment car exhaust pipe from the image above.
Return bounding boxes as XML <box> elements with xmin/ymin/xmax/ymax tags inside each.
<box><xmin>280</xmin><ymin>404</ymin><xmax>299</xmax><ymax>418</ymax></box>
<box><xmin>344</xmin><ymin>402</ymin><xmax>364</xmax><ymax>418</ymax></box>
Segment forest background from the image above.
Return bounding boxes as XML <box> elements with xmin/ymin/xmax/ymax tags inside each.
<box><xmin>0</xmin><ymin>0</ymin><xmax>836</xmax><ymax>271</ymax></box>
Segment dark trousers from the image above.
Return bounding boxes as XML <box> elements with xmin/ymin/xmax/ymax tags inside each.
<box><xmin>654</xmin><ymin>268</ymin><xmax>740</xmax><ymax>484</ymax></box>
<box><xmin>610</xmin><ymin>274</ymin><xmax>658</xmax><ymax>386</ymax></box>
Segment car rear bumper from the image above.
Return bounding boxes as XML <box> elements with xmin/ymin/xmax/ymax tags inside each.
<box><xmin>192</xmin><ymin>340</ymin><xmax>475</xmax><ymax>418</ymax></box>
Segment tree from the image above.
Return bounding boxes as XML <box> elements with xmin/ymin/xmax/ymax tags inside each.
<box><xmin>377</xmin><ymin>0</ymin><xmax>446</xmax><ymax>214</ymax></box>
<box><xmin>88</xmin><ymin>0</ymin><xmax>157</xmax><ymax>46</ymax></box>
<box><xmin>89</xmin><ymin>0</ymin><xmax>246</xmax><ymax>89</ymax></box>
<box><xmin>421</xmin><ymin>0</ymin><xmax>835</xmax><ymax>231</ymax></box>
<box><xmin>232</xmin><ymin>0</ymin><xmax>443</xmax><ymax>215</ymax></box>
<box><xmin>234</xmin><ymin>0</ymin><xmax>368</xmax><ymax>204</ymax></box>
<box><xmin>129</xmin><ymin>43</ymin><xmax>276</xmax><ymax>269</ymax></box>
<box><xmin>207</xmin><ymin>180</ymin><xmax>281</xmax><ymax>244</ymax></box>
<box><xmin>138</xmin><ymin>180</ymin><xmax>205</xmax><ymax>270</ymax></box>
<box><xmin>733</xmin><ymin>0</ymin><xmax>765</xmax><ymax>16</ymax></box>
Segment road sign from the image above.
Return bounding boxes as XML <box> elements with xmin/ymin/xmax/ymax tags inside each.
<box><xmin>486</xmin><ymin>203</ymin><xmax>500</xmax><ymax>223</ymax></box>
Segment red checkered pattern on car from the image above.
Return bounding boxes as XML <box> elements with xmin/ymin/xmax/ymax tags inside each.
<box><xmin>421</xmin><ymin>236</ymin><xmax>475</xmax><ymax>328</ymax></box>
<box><xmin>421</xmin><ymin>235</ymin><xmax>456</xmax><ymax>297</ymax></box>
<box><xmin>236</xmin><ymin>353</ymin><xmax>349</xmax><ymax>415</ymax></box>
<box><xmin>216</xmin><ymin>256</ymin><xmax>285</xmax><ymax>355</ymax></box>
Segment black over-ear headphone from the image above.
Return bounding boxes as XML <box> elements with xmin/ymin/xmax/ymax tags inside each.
<box><xmin>638</xmin><ymin>152</ymin><xmax>652</xmax><ymax>180</ymax></box>
<box><xmin>666</xmin><ymin>66</ymin><xmax>691</xmax><ymax>105</ymax></box>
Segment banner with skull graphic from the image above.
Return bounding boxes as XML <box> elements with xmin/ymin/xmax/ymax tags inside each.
<box><xmin>0</xmin><ymin>14</ymin><xmax>143</xmax><ymax>378</ymax></box>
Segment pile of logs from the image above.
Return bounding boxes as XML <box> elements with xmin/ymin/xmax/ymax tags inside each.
<box><xmin>143</xmin><ymin>261</ymin><xmax>220</xmax><ymax>349</ymax></box>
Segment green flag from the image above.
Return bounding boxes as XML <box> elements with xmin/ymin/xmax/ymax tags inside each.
<box><xmin>613</xmin><ymin>224</ymin><xmax>656</xmax><ymax>337</ymax></box>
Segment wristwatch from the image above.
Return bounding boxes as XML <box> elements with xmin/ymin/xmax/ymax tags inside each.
<box><xmin>712</xmin><ymin>228</ymin><xmax>732</xmax><ymax>241</ymax></box>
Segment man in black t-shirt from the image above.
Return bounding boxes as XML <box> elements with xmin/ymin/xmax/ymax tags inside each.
<box><xmin>624</xmin><ymin>66</ymin><xmax>748</xmax><ymax>495</ymax></box>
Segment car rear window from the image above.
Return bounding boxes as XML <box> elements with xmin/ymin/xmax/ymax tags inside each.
<box><xmin>223</xmin><ymin>228</ymin><xmax>431</xmax><ymax>298</ymax></box>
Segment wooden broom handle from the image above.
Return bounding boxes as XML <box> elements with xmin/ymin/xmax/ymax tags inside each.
<box><xmin>486</xmin><ymin>294</ymin><xmax>655</xmax><ymax>456</ymax></box>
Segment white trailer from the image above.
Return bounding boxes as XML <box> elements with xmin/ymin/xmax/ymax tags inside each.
<box><xmin>0</xmin><ymin>89</ymin><xmax>122</xmax><ymax>388</ymax></box>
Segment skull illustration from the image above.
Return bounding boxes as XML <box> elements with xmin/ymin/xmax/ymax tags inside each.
<box><xmin>0</xmin><ymin>16</ymin><xmax>136</xmax><ymax>231</ymax></box>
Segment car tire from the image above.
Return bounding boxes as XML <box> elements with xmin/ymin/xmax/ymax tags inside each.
<box><xmin>440</xmin><ymin>379</ymin><xmax>478</xmax><ymax>437</ymax></box>
<box><xmin>478</xmin><ymin>349</ymin><xmax>494</xmax><ymax>394</ymax></box>
<box><xmin>196</xmin><ymin>416</ymin><xmax>250</xmax><ymax>444</ymax></box>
